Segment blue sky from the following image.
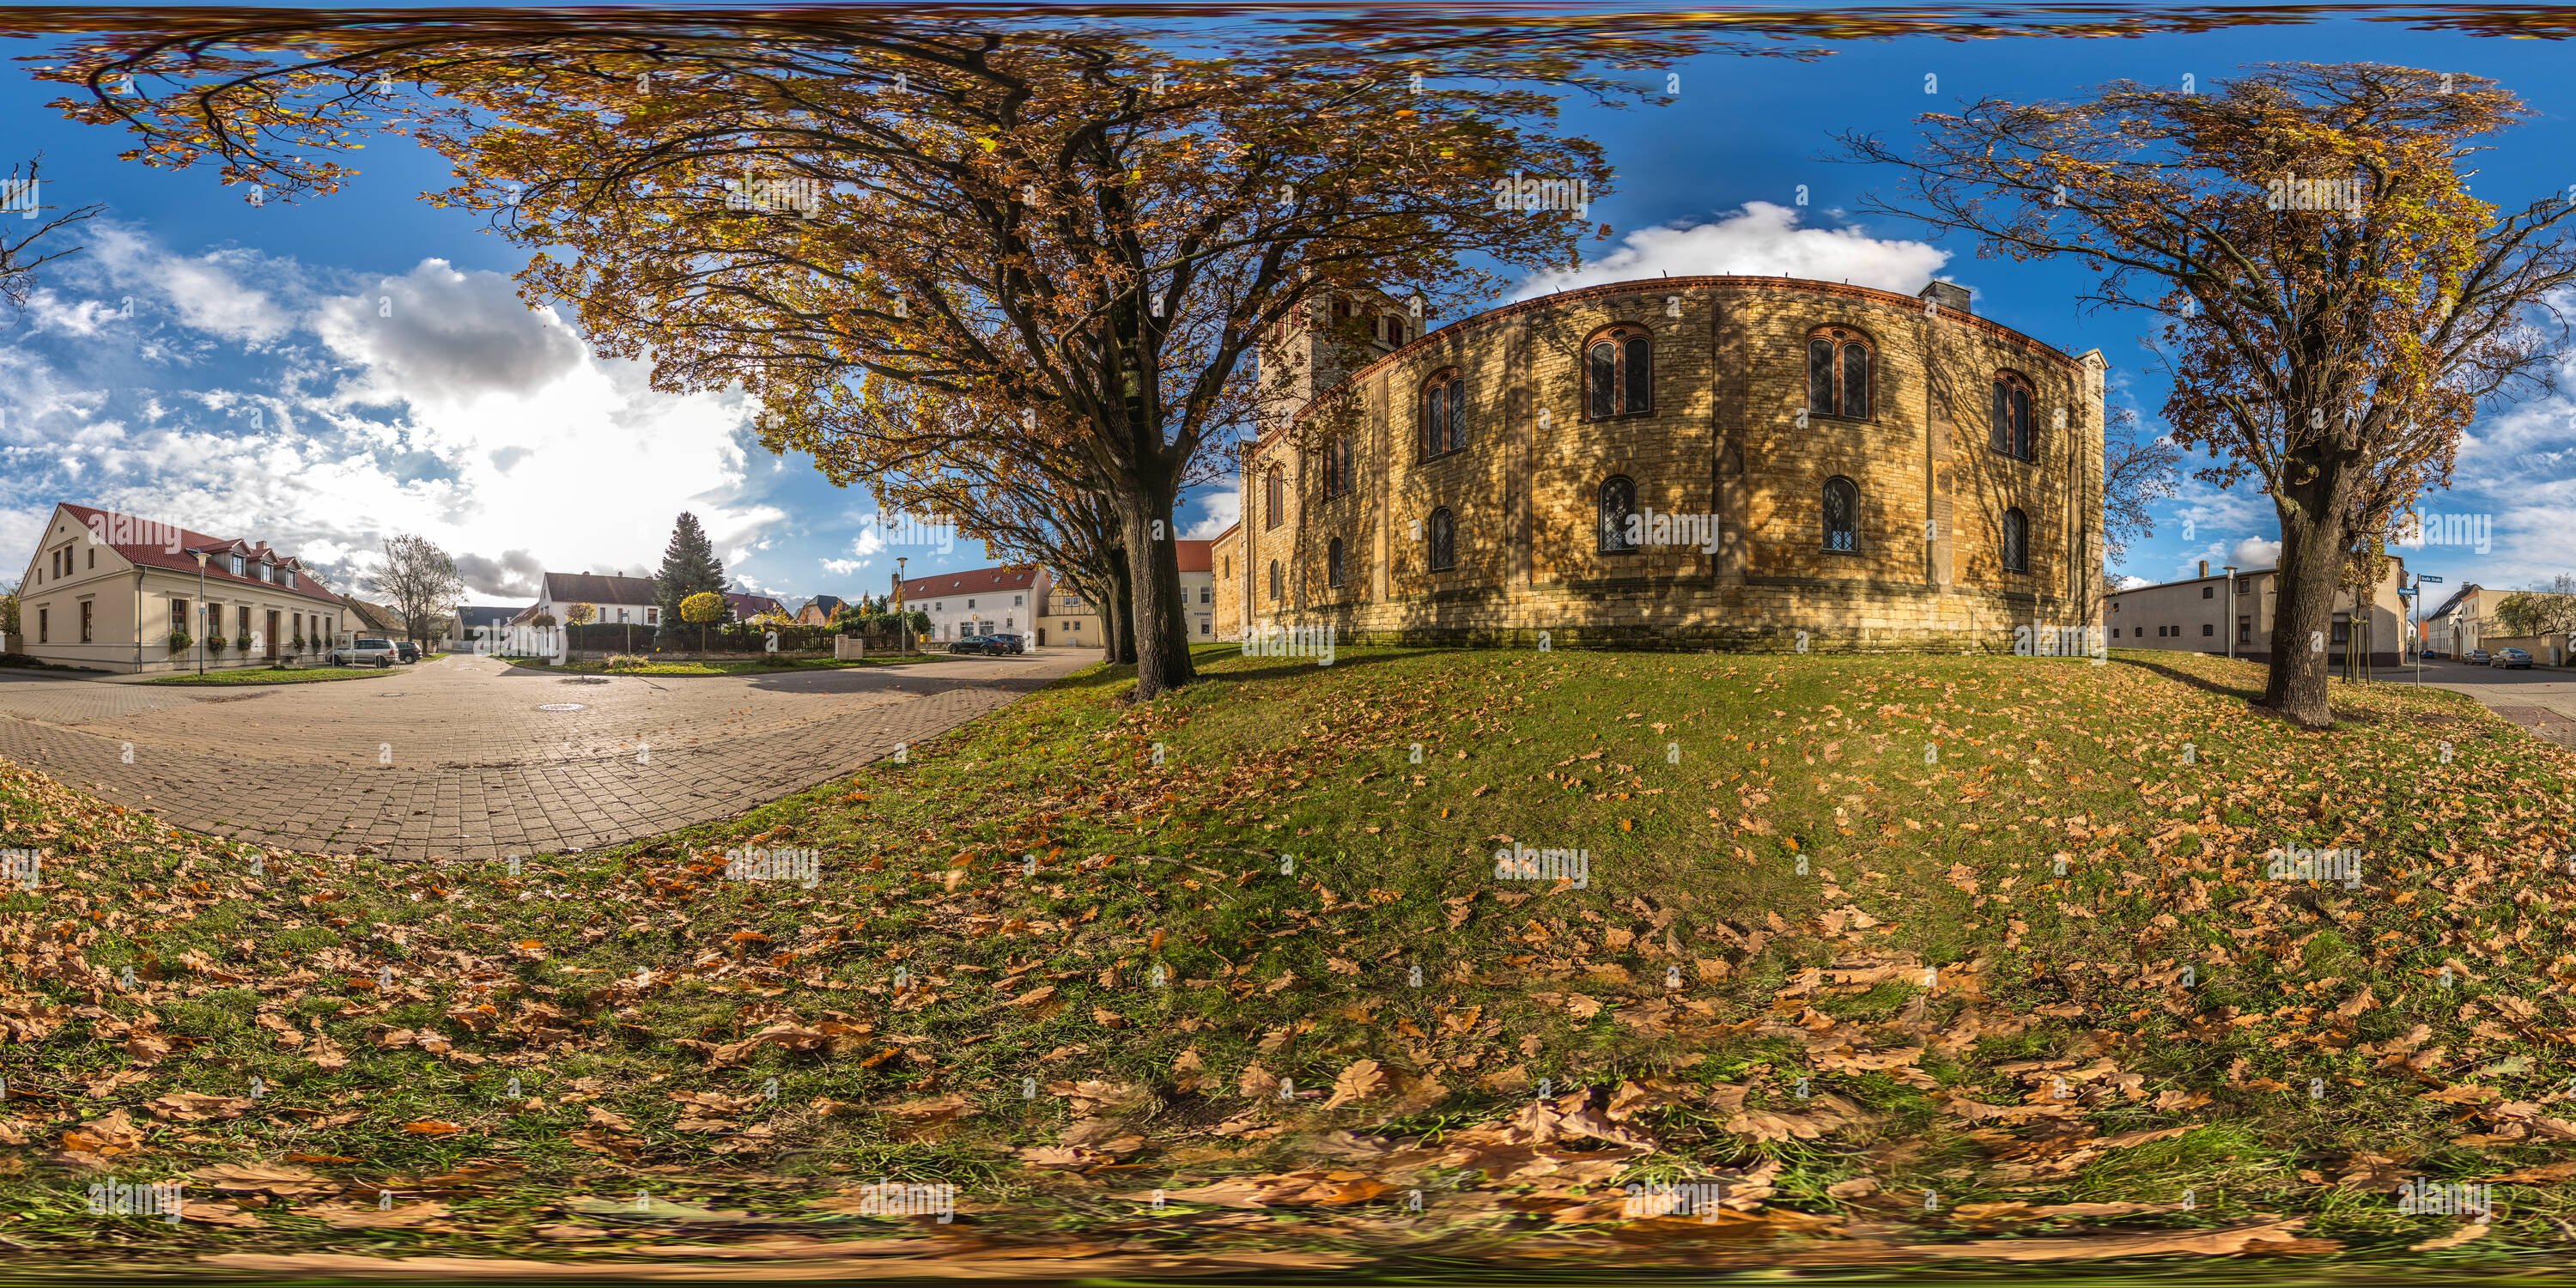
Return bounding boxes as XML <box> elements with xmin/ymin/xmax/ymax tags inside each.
<box><xmin>2</xmin><ymin>10</ymin><xmax>2571</xmax><ymax>612</ymax></box>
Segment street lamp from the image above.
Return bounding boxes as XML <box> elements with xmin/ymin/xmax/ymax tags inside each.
<box><xmin>2222</xmin><ymin>565</ymin><xmax>2237</xmax><ymax>660</ymax></box>
<box><xmin>896</xmin><ymin>556</ymin><xmax>908</xmax><ymax>656</ymax></box>
<box><xmin>187</xmin><ymin>548</ymin><xmax>211</xmax><ymax>676</ymax></box>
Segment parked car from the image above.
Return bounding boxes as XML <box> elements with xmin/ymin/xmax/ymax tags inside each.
<box><xmin>985</xmin><ymin>633</ymin><xmax>1025</xmax><ymax>655</ymax></box>
<box><xmin>2492</xmin><ymin>647</ymin><xmax>2534</xmax><ymax>670</ymax></box>
<box><xmin>947</xmin><ymin>635</ymin><xmax>993</xmax><ymax>655</ymax></box>
<box><xmin>394</xmin><ymin>641</ymin><xmax>421</xmax><ymax>663</ymax></box>
<box><xmin>331</xmin><ymin>638</ymin><xmax>398</xmax><ymax>668</ymax></box>
<box><xmin>2465</xmin><ymin>649</ymin><xmax>2492</xmax><ymax>665</ymax></box>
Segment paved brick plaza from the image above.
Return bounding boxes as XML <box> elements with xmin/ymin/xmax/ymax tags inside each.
<box><xmin>0</xmin><ymin>650</ymin><xmax>1092</xmax><ymax>860</ymax></box>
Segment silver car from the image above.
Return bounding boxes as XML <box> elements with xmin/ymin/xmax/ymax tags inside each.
<box><xmin>330</xmin><ymin>637</ymin><xmax>398</xmax><ymax>668</ymax></box>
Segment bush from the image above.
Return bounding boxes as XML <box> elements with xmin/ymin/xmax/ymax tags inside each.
<box><xmin>204</xmin><ymin>635</ymin><xmax>228</xmax><ymax>655</ymax></box>
<box><xmin>167</xmin><ymin>630</ymin><xmax>192</xmax><ymax>653</ymax></box>
<box><xmin>605</xmin><ymin>653</ymin><xmax>648</xmax><ymax>671</ymax></box>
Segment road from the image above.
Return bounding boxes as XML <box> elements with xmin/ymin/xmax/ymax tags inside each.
<box><xmin>2397</xmin><ymin>656</ymin><xmax>2576</xmax><ymax>750</ymax></box>
<box><xmin>0</xmin><ymin>648</ymin><xmax>1094</xmax><ymax>861</ymax></box>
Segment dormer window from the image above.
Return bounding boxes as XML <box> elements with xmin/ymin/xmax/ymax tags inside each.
<box><xmin>229</xmin><ymin>555</ymin><xmax>244</xmax><ymax>576</ymax></box>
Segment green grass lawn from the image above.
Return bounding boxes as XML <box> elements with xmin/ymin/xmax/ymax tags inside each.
<box><xmin>3</xmin><ymin>642</ymin><xmax>2573</xmax><ymax>1272</ymax></box>
<box><xmin>143</xmin><ymin>653</ymin><xmax>451</xmax><ymax>684</ymax></box>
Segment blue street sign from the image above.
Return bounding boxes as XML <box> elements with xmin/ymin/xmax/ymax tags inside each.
<box><xmin>2417</xmin><ymin>574</ymin><xmax>2445</xmax><ymax>584</ymax></box>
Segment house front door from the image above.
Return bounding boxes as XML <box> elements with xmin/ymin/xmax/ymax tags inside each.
<box><xmin>266</xmin><ymin>611</ymin><xmax>281</xmax><ymax>660</ymax></box>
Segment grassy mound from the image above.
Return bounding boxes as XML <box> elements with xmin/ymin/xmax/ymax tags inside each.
<box><xmin>3</xmin><ymin>643</ymin><xmax>2573</xmax><ymax>1273</ymax></box>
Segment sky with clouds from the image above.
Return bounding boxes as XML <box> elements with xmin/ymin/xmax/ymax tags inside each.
<box><xmin>3</xmin><ymin>13</ymin><xmax>2573</xmax><ymax>612</ymax></box>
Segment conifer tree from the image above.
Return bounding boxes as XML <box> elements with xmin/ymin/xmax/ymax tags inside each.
<box><xmin>653</xmin><ymin>512</ymin><xmax>726</xmax><ymax>633</ymax></box>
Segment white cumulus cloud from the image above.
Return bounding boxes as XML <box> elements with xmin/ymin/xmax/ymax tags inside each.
<box><xmin>1512</xmin><ymin>203</ymin><xmax>1950</xmax><ymax>301</ymax></box>
<box><xmin>2233</xmin><ymin>538</ymin><xmax>2282</xmax><ymax>568</ymax></box>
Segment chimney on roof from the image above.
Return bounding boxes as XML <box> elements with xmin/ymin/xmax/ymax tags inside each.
<box><xmin>2200</xmin><ymin>560</ymin><xmax>2209</xmax><ymax>578</ymax></box>
<box><xmin>1918</xmin><ymin>279</ymin><xmax>1972</xmax><ymax>315</ymax></box>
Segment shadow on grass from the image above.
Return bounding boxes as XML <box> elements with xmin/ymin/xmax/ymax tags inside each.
<box><xmin>2106</xmin><ymin>652</ymin><xmax>2268</xmax><ymax>704</ymax></box>
<box><xmin>1201</xmin><ymin>647</ymin><xmax>1447</xmax><ymax>686</ymax></box>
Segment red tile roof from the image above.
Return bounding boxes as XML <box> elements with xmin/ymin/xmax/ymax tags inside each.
<box><xmin>1176</xmin><ymin>539</ymin><xmax>1214</xmax><ymax>574</ymax></box>
<box><xmin>57</xmin><ymin>503</ymin><xmax>348</xmax><ymax>608</ymax></box>
<box><xmin>898</xmin><ymin>564</ymin><xmax>1041</xmax><ymax>598</ymax></box>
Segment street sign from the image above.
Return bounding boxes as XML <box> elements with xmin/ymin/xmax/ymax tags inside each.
<box><xmin>2417</xmin><ymin>574</ymin><xmax>2445</xmax><ymax>584</ymax></box>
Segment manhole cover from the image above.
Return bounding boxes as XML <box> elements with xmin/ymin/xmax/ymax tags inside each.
<box><xmin>564</xmin><ymin>677</ymin><xmax>611</xmax><ymax>685</ymax></box>
<box><xmin>377</xmin><ymin>692</ymin><xmax>405</xmax><ymax>697</ymax></box>
<box><xmin>538</xmin><ymin>703</ymin><xmax>585</xmax><ymax>712</ymax></box>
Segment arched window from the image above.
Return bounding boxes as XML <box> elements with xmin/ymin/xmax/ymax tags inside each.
<box><xmin>1327</xmin><ymin>537</ymin><xmax>1346</xmax><ymax>588</ymax></box>
<box><xmin>1822</xmin><ymin>477</ymin><xmax>1859</xmax><ymax>553</ymax></box>
<box><xmin>1597</xmin><ymin>476</ymin><xmax>1639</xmax><ymax>552</ymax></box>
<box><xmin>1426</xmin><ymin>507</ymin><xmax>1456</xmax><ymax>572</ymax></box>
<box><xmin>1806</xmin><ymin>327</ymin><xmax>1872</xmax><ymax>419</ymax></box>
<box><xmin>1991</xmin><ymin>373</ymin><xmax>2033</xmax><ymax>460</ymax></box>
<box><xmin>2001</xmin><ymin>507</ymin><xmax>2029</xmax><ymax>573</ymax></box>
<box><xmin>1264</xmin><ymin>467</ymin><xmax>1285</xmax><ymax>527</ymax></box>
<box><xmin>1322</xmin><ymin>434</ymin><xmax>1354</xmax><ymax>500</ymax></box>
<box><xmin>1584</xmin><ymin>326</ymin><xmax>1652</xmax><ymax>419</ymax></box>
<box><xmin>1268</xmin><ymin>560</ymin><xmax>1282</xmax><ymax>602</ymax></box>
<box><xmin>1420</xmin><ymin>370</ymin><xmax>1466</xmax><ymax>460</ymax></box>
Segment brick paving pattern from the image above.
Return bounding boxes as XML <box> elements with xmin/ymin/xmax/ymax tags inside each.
<box><xmin>0</xmin><ymin>651</ymin><xmax>1092</xmax><ymax>861</ymax></box>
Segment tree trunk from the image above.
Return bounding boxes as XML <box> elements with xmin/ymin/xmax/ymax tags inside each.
<box><xmin>1103</xmin><ymin>559</ymin><xmax>1137</xmax><ymax>665</ymax></box>
<box><xmin>1109</xmin><ymin>471</ymin><xmax>1194</xmax><ymax>697</ymax></box>
<box><xmin>2259</xmin><ymin>450</ymin><xmax>2356</xmax><ymax>728</ymax></box>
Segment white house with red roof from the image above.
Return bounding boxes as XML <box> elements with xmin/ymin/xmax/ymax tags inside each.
<box><xmin>896</xmin><ymin>563</ymin><xmax>1045</xmax><ymax>643</ymax></box>
<box><xmin>12</xmin><ymin>503</ymin><xmax>354</xmax><ymax>673</ymax></box>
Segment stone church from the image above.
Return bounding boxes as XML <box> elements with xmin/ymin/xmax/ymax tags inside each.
<box><xmin>1207</xmin><ymin>275</ymin><xmax>2105</xmax><ymax>652</ymax></box>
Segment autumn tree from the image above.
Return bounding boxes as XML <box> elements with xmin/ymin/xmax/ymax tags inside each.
<box><xmin>369</xmin><ymin>533</ymin><xmax>464</xmax><ymax>646</ymax></box>
<box><xmin>679</xmin><ymin>590</ymin><xmax>726</xmax><ymax>653</ymax></box>
<box><xmin>1</xmin><ymin>157</ymin><xmax>102</xmax><ymax>308</ymax></box>
<box><xmin>39</xmin><ymin>18</ymin><xmax>1635</xmax><ymax>698</ymax></box>
<box><xmin>2495</xmin><ymin>576</ymin><xmax>2576</xmax><ymax>639</ymax></box>
<box><xmin>2100</xmin><ymin>408</ymin><xmax>2182</xmax><ymax>568</ymax></box>
<box><xmin>1844</xmin><ymin>63</ymin><xmax>2576</xmax><ymax>726</ymax></box>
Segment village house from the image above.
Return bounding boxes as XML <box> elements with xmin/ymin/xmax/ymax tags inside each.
<box><xmin>11</xmin><ymin>503</ymin><xmax>353</xmax><ymax>673</ymax></box>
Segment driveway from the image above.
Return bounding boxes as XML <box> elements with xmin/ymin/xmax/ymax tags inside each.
<box><xmin>0</xmin><ymin>649</ymin><xmax>1094</xmax><ymax>861</ymax></box>
<box><xmin>2398</xmin><ymin>657</ymin><xmax>2576</xmax><ymax>750</ymax></box>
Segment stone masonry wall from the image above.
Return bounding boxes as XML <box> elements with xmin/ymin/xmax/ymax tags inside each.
<box><xmin>1232</xmin><ymin>276</ymin><xmax>2103</xmax><ymax>653</ymax></box>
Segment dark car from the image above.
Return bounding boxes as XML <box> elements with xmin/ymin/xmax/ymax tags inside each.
<box><xmin>985</xmin><ymin>633</ymin><xmax>1025</xmax><ymax>655</ymax></box>
<box><xmin>2465</xmin><ymin>649</ymin><xmax>2492</xmax><ymax>665</ymax></box>
<box><xmin>395</xmin><ymin>641</ymin><xmax>421</xmax><ymax>663</ymax></box>
<box><xmin>947</xmin><ymin>635</ymin><xmax>993</xmax><ymax>654</ymax></box>
<box><xmin>2492</xmin><ymin>647</ymin><xmax>2533</xmax><ymax>670</ymax></box>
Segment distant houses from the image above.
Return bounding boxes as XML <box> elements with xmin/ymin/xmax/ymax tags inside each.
<box><xmin>726</xmin><ymin>592</ymin><xmax>789</xmax><ymax>621</ymax></box>
<box><xmin>797</xmin><ymin>594</ymin><xmax>847</xmax><ymax>626</ymax></box>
